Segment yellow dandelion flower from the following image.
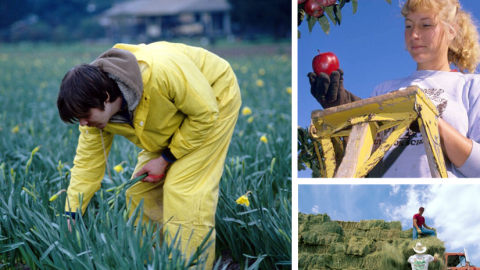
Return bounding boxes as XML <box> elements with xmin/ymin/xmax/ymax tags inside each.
<box><xmin>256</xmin><ymin>79</ymin><xmax>264</xmax><ymax>87</ymax></box>
<box><xmin>238</xmin><ymin>130</ymin><xmax>244</xmax><ymax>137</ymax></box>
<box><xmin>240</xmin><ymin>66</ymin><xmax>248</xmax><ymax>73</ymax></box>
<box><xmin>31</xmin><ymin>145</ymin><xmax>41</xmax><ymax>156</ymax></box>
<box><xmin>114</xmin><ymin>165</ymin><xmax>123</xmax><ymax>173</ymax></box>
<box><xmin>114</xmin><ymin>161</ymin><xmax>126</xmax><ymax>173</ymax></box>
<box><xmin>247</xmin><ymin>116</ymin><xmax>254</xmax><ymax>123</ymax></box>
<box><xmin>242</xmin><ymin>107</ymin><xmax>252</xmax><ymax>116</ymax></box>
<box><xmin>286</xmin><ymin>87</ymin><xmax>292</xmax><ymax>94</ymax></box>
<box><xmin>49</xmin><ymin>189</ymin><xmax>66</xmax><ymax>202</ymax></box>
<box><xmin>11</xmin><ymin>125</ymin><xmax>19</xmax><ymax>133</ymax></box>
<box><xmin>258</xmin><ymin>68</ymin><xmax>265</xmax><ymax>76</ymax></box>
<box><xmin>235</xmin><ymin>191</ymin><xmax>252</xmax><ymax>207</ymax></box>
<box><xmin>260</xmin><ymin>135</ymin><xmax>268</xmax><ymax>143</ymax></box>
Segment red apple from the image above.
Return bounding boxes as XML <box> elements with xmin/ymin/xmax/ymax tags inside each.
<box><xmin>317</xmin><ymin>0</ymin><xmax>337</xmax><ymax>6</ymax></box>
<box><xmin>304</xmin><ymin>0</ymin><xmax>325</xmax><ymax>18</ymax></box>
<box><xmin>312</xmin><ymin>50</ymin><xmax>340</xmax><ymax>76</ymax></box>
<box><xmin>298</xmin><ymin>0</ymin><xmax>307</xmax><ymax>4</ymax></box>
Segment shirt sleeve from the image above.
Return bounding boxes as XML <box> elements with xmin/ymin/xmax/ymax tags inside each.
<box><xmin>456</xmin><ymin>75</ymin><xmax>480</xmax><ymax>177</ymax></box>
<box><xmin>156</xmin><ymin>52</ymin><xmax>219</xmax><ymax>159</ymax></box>
<box><xmin>66</xmin><ymin>126</ymin><xmax>113</xmax><ymax>215</ymax></box>
<box><xmin>370</xmin><ymin>84</ymin><xmax>381</xmax><ymax>98</ymax></box>
<box><xmin>407</xmin><ymin>256</ymin><xmax>414</xmax><ymax>264</ymax></box>
<box><xmin>426</xmin><ymin>254</ymin><xmax>435</xmax><ymax>263</ymax></box>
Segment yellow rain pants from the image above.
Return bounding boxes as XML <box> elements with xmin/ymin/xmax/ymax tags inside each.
<box><xmin>127</xmin><ymin>96</ymin><xmax>240</xmax><ymax>267</ymax></box>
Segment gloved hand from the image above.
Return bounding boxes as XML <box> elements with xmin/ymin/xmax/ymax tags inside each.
<box><xmin>308</xmin><ymin>68</ymin><xmax>361</xmax><ymax>109</ymax></box>
<box><xmin>417</xmin><ymin>229</ymin><xmax>422</xmax><ymax>234</ymax></box>
<box><xmin>409</xmin><ymin>119</ymin><xmax>420</xmax><ymax>133</ymax></box>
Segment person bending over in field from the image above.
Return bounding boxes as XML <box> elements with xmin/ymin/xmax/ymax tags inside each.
<box><xmin>57</xmin><ymin>41</ymin><xmax>241</xmax><ymax>268</ymax></box>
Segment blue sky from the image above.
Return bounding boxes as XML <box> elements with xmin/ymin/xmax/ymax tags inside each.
<box><xmin>296</xmin><ymin>1</ymin><xmax>480</xmax><ymax>177</ymax></box>
<box><xmin>298</xmin><ymin>185</ymin><xmax>480</xmax><ymax>263</ymax></box>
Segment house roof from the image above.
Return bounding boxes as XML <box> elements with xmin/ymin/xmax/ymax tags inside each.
<box><xmin>103</xmin><ymin>0</ymin><xmax>231</xmax><ymax>17</ymax></box>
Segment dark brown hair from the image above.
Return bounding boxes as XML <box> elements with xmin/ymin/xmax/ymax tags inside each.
<box><xmin>57</xmin><ymin>64</ymin><xmax>121</xmax><ymax>123</ymax></box>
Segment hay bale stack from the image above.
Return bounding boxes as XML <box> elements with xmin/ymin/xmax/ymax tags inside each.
<box><xmin>298</xmin><ymin>213</ymin><xmax>445</xmax><ymax>270</ymax></box>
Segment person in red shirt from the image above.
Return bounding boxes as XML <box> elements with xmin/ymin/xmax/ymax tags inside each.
<box><xmin>413</xmin><ymin>207</ymin><xmax>436</xmax><ymax>240</ymax></box>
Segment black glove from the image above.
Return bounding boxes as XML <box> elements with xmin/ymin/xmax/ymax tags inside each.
<box><xmin>409</xmin><ymin>119</ymin><xmax>420</xmax><ymax>133</ymax></box>
<box><xmin>308</xmin><ymin>68</ymin><xmax>361</xmax><ymax>109</ymax></box>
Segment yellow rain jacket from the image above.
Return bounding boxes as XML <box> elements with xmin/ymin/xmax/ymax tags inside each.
<box><xmin>66</xmin><ymin>42</ymin><xmax>241</xmax><ymax>267</ymax></box>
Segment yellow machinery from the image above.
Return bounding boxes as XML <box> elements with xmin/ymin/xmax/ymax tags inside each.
<box><xmin>309</xmin><ymin>86</ymin><xmax>448</xmax><ymax>178</ymax></box>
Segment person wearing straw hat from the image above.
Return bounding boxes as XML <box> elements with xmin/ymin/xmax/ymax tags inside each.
<box><xmin>408</xmin><ymin>242</ymin><xmax>440</xmax><ymax>270</ymax></box>
<box><xmin>413</xmin><ymin>207</ymin><xmax>436</xmax><ymax>240</ymax></box>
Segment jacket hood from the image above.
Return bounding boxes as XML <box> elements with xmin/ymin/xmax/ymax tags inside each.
<box><xmin>91</xmin><ymin>48</ymin><xmax>143</xmax><ymax>113</ymax></box>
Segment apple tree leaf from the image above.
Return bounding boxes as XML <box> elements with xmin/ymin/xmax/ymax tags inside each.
<box><xmin>339</xmin><ymin>0</ymin><xmax>346</xmax><ymax>9</ymax></box>
<box><xmin>307</xmin><ymin>17</ymin><xmax>317</xmax><ymax>33</ymax></box>
<box><xmin>324</xmin><ymin>6</ymin><xmax>336</xmax><ymax>26</ymax></box>
<box><xmin>333</xmin><ymin>4</ymin><xmax>342</xmax><ymax>25</ymax></box>
<box><xmin>352</xmin><ymin>0</ymin><xmax>358</xmax><ymax>14</ymax></box>
<box><xmin>385</xmin><ymin>0</ymin><xmax>392</xmax><ymax>4</ymax></box>
<box><xmin>298</xmin><ymin>30</ymin><xmax>302</xmax><ymax>39</ymax></box>
<box><xmin>319</xmin><ymin>15</ymin><xmax>330</xmax><ymax>34</ymax></box>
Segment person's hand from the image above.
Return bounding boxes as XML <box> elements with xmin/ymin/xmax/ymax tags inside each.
<box><xmin>308</xmin><ymin>68</ymin><xmax>361</xmax><ymax>109</ymax></box>
<box><xmin>409</xmin><ymin>119</ymin><xmax>420</xmax><ymax>133</ymax></box>
<box><xmin>134</xmin><ymin>156</ymin><xmax>169</xmax><ymax>183</ymax></box>
<box><xmin>417</xmin><ymin>229</ymin><xmax>422</xmax><ymax>234</ymax></box>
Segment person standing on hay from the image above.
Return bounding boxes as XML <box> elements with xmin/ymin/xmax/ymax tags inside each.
<box><xmin>408</xmin><ymin>242</ymin><xmax>440</xmax><ymax>270</ymax></box>
<box><xmin>413</xmin><ymin>207</ymin><xmax>436</xmax><ymax>240</ymax></box>
<box><xmin>57</xmin><ymin>41</ymin><xmax>241</xmax><ymax>268</ymax></box>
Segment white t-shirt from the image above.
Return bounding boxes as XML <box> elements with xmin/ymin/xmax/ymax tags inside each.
<box><xmin>369</xmin><ymin>70</ymin><xmax>480</xmax><ymax>178</ymax></box>
<box><xmin>408</xmin><ymin>254</ymin><xmax>435</xmax><ymax>270</ymax></box>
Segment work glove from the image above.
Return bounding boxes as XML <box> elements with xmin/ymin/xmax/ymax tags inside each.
<box><xmin>308</xmin><ymin>68</ymin><xmax>361</xmax><ymax>109</ymax></box>
<box><xmin>409</xmin><ymin>119</ymin><xmax>420</xmax><ymax>133</ymax></box>
<box><xmin>417</xmin><ymin>229</ymin><xmax>422</xmax><ymax>234</ymax></box>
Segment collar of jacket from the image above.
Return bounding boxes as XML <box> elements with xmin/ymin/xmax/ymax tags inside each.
<box><xmin>90</xmin><ymin>48</ymin><xmax>143</xmax><ymax>123</ymax></box>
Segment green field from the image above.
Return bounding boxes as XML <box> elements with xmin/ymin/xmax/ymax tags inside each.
<box><xmin>0</xmin><ymin>42</ymin><xmax>292</xmax><ymax>269</ymax></box>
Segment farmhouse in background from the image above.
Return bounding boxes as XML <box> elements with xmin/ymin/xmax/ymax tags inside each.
<box><xmin>99</xmin><ymin>0</ymin><xmax>232</xmax><ymax>42</ymax></box>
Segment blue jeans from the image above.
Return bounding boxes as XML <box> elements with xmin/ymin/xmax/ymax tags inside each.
<box><xmin>412</xmin><ymin>227</ymin><xmax>436</xmax><ymax>240</ymax></box>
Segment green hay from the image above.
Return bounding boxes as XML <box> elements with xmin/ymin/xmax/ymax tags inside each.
<box><xmin>302</xmin><ymin>232</ymin><xmax>343</xmax><ymax>245</ymax></box>
<box><xmin>328</xmin><ymin>243</ymin><xmax>347</xmax><ymax>254</ymax></box>
<box><xmin>299</xmin><ymin>213</ymin><xmax>336</xmax><ymax>234</ymax></box>
<box><xmin>346</xmin><ymin>237</ymin><xmax>372</xmax><ymax>256</ymax></box>
<box><xmin>330</xmin><ymin>253</ymin><xmax>365</xmax><ymax>269</ymax></box>
<box><xmin>336</xmin><ymin>220</ymin><xmax>402</xmax><ymax>231</ymax></box>
<box><xmin>364</xmin><ymin>228</ymin><xmax>408</xmax><ymax>241</ymax></box>
<box><xmin>298</xmin><ymin>213</ymin><xmax>447</xmax><ymax>270</ymax></box>
<box><xmin>380</xmin><ymin>243</ymin><xmax>407</xmax><ymax>270</ymax></box>
<box><xmin>363</xmin><ymin>252</ymin><xmax>386</xmax><ymax>269</ymax></box>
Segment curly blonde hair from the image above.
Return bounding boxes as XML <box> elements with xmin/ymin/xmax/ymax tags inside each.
<box><xmin>401</xmin><ymin>0</ymin><xmax>480</xmax><ymax>73</ymax></box>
